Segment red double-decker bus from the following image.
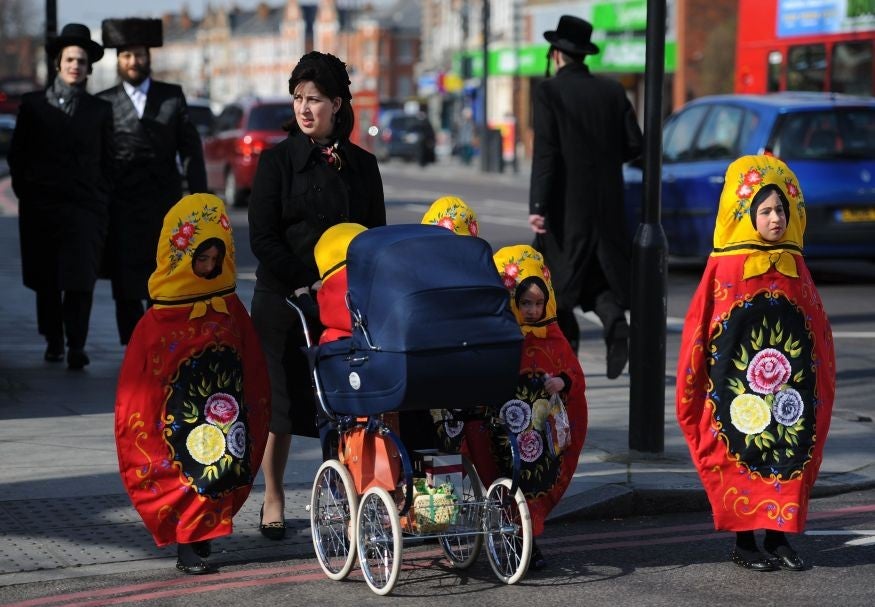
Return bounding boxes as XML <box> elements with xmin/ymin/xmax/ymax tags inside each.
<box><xmin>735</xmin><ymin>0</ymin><xmax>874</xmax><ymax>96</ymax></box>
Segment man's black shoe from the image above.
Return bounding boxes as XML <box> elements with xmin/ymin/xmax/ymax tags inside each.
<box><xmin>606</xmin><ymin>337</ymin><xmax>628</xmax><ymax>379</ymax></box>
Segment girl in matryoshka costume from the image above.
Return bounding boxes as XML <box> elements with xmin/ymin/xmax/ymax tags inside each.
<box><xmin>491</xmin><ymin>244</ymin><xmax>588</xmax><ymax>570</ymax></box>
<box><xmin>115</xmin><ymin>193</ymin><xmax>270</xmax><ymax>575</ymax></box>
<box><xmin>676</xmin><ymin>155</ymin><xmax>835</xmax><ymax>572</ymax></box>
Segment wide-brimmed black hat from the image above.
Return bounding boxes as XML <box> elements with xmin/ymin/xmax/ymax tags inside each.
<box><xmin>543</xmin><ymin>15</ymin><xmax>599</xmax><ymax>57</ymax></box>
<box><xmin>101</xmin><ymin>18</ymin><xmax>163</xmax><ymax>49</ymax></box>
<box><xmin>45</xmin><ymin>23</ymin><xmax>104</xmax><ymax>64</ymax></box>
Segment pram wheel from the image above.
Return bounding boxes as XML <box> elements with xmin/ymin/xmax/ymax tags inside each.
<box><xmin>310</xmin><ymin>459</ymin><xmax>359</xmax><ymax>580</ymax></box>
<box><xmin>485</xmin><ymin>478</ymin><xmax>532</xmax><ymax>584</ymax></box>
<box><xmin>439</xmin><ymin>455</ymin><xmax>484</xmax><ymax>569</ymax></box>
<box><xmin>356</xmin><ymin>486</ymin><xmax>402</xmax><ymax>595</ymax></box>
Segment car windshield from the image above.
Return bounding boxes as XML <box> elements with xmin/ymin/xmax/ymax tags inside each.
<box><xmin>248</xmin><ymin>104</ymin><xmax>293</xmax><ymax>131</ymax></box>
<box><xmin>390</xmin><ymin>116</ymin><xmax>431</xmax><ymax>133</ymax></box>
<box><xmin>769</xmin><ymin>108</ymin><xmax>875</xmax><ymax>160</ymax></box>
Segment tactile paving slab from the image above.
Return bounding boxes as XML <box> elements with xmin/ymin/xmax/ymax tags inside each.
<box><xmin>0</xmin><ymin>487</ymin><xmax>314</xmax><ymax>575</ymax></box>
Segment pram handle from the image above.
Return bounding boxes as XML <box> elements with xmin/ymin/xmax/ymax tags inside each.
<box><xmin>285</xmin><ymin>296</ymin><xmax>337</xmax><ymax>424</ymax></box>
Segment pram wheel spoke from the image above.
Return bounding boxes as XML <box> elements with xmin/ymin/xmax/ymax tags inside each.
<box><xmin>439</xmin><ymin>455</ymin><xmax>485</xmax><ymax>569</ymax></box>
<box><xmin>356</xmin><ymin>487</ymin><xmax>402</xmax><ymax>595</ymax></box>
<box><xmin>485</xmin><ymin>478</ymin><xmax>532</xmax><ymax>584</ymax></box>
<box><xmin>310</xmin><ymin>459</ymin><xmax>359</xmax><ymax>580</ymax></box>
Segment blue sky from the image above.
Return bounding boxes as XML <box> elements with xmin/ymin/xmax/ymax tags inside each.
<box><xmin>53</xmin><ymin>1</ymin><xmax>264</xmax><ymax>27</ymax></box>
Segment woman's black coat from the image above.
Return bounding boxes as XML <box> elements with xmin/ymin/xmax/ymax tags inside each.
<box><xmin>8</xmin><ymin>89</ymin><xmax>113</xmax><ymax>292</ymax></box>
<box><xmin>249</xmin><ymin>130</ymin><xmax>386</xmax><ymax>295</ymax></box>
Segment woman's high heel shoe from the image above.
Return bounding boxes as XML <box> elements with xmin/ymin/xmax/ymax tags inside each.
<box><xmin>259</xmin><ymin>504</ymin><xmax>286</xmax><ymax>540</ymax></box>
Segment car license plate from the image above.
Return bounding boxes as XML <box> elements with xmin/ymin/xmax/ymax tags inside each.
<box><xmin>837</xmin><ymin>208</ymin><xmax>875</xmax><ymax>222</ymax></box>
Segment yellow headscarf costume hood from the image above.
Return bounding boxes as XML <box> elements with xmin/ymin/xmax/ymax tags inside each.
<box><xmin>148</xmin><ymin>193</ymin><xmax>236</xmax><ymax>319</ymax></box>
<box><xmin>493</xmin><ymin>245</ymin><xmax>556</xmax><ymax>337</ymax></box>
<box><xmin>712</xmin><ymin>154</ymin><xmax>806</xmax><ymax>279</ymax></box>
<box><xmin>314</xmin><ymin>222</ymin><xmax>367</xmax><ymax>281</ymax></box>
<box><xmin>421</xmin><ymin>196</ymin><xmax>480</xmax><ymax>237</ymax></box>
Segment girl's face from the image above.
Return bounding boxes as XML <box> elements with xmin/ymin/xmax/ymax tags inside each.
<box><xmin>755</xmin><ymin>190</ymin><xmax>788</xmax><ymax>242</ymax></box>
<box><xmin>518</xmin><ymin>283</ymin><xmax>546</xmax><ymax>324</ymax></box>
<box><xmin>59</xmin><ymin>46</ymin><xmax>88</xmax><ymax>86</ymax></box>
<box><xmin>293</xmin><ymin>81</ymin><xmax>341</xmax><ymax>143</ymax></box>
<box><xmin>193</xmin><ymin>245</ymin><xmax>221</xmax><ymax>278</ymax></box>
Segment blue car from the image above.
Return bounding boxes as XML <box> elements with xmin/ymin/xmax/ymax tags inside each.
<box><xmin>623</xmin><ymin>93</ymin><xmax>875</xmax><ymax>259</ymax></box>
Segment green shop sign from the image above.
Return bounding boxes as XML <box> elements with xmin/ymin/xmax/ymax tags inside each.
<box><xmin>454</xmin><ymin>39</ymin><xmax>676</xmax><ymax>77</ymax></box>
<box><xmin>592</xmin><ymin>1</ymin><xmax>649</xmax><ymax>32</ymax></box>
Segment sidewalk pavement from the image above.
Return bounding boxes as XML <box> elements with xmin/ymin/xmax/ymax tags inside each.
<box><xmin>2</xmin><ymin>170</ymin><xmax>875</xmax><ymax>588</ymax></box>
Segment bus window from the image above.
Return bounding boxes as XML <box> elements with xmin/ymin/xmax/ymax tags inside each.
<box><xmin>787</xmin><ymin>44</ymin><xmax>827</xmax><ymax>92</ymax></box>
<box><xmin>832</xmin><ymin>41</ymin><xmax>873</xmax><ymax>96</ymax></box>
<box><xmin>767</xmin><ymin>51</ymin><xmax>783</xmax><ymax>92</ymax></box>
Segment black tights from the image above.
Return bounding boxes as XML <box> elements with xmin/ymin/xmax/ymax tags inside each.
<box><xmin>736</xmin><ymin>530</ymin><xmax>791</xmax><ymax>552</ymax></box>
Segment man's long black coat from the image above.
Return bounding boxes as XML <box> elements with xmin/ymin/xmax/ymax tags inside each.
<box><xmin>529</xmin><ymin>62</ymin><xmax>643</xmax><ymax>310</ymax></box>
<box><xmin>98</xmin><ymin>80</ymin><xmax>207</xmax><ymax>300</ymax></box>
<box><xmin>9</xmin><ymin>90</ymin><xmax>113</xmax><ymax>293</ymax></box>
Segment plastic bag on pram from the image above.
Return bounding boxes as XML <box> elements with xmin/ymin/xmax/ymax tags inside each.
<box><xmin>313</xmin><ymin>224</ymin><xmax>523</xmax><ymax>416</ymax></box>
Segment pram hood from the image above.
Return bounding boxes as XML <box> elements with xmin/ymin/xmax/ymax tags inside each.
<box><xmin>346</xmin><ymin>224</ymin><xmax>522</xmax><ymax>353</ymax></box>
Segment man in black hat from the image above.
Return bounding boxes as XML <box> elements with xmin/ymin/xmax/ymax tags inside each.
<box><xmin>8</xmin><ymin>23</ymin><xmax>113</xmax><ymax>369</ymax></box>
<box><xmin>98</xmin><ymin>18</ymin><xmax>207</xmax><ymax>345</ymax></box>
<box><xmin>528</xmin><ymin>15</ymin><xmax>643</xmax><ymax>379</ymax></box>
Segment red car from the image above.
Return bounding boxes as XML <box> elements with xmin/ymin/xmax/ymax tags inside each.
<box><xmin>0</xmin><ymin>77</ymin><xmax>40</xmax><ymax>115</ymax></box>
<box><xmin>203</xmin><ymin>97</ymin><xmax>292</xmax><ymax>207</ymax></box>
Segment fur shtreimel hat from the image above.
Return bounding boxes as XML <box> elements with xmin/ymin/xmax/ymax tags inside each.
<box><xmin>101</xmin><ymin>18</ymin><xmax>163</xmax><ymax>49</ymax></box>
<box><xmin>46</xmin><ymin>23</ymin><xmax>104</xmax><ymax>64</ymax></box>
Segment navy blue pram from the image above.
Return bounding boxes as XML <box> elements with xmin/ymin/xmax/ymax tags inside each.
<box><xmin>312</xmin><ymin>224</ymin><xmax>522</xmax><ymax>417</ymax></box>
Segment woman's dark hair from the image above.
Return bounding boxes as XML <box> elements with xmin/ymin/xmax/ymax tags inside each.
<box><xmin>286</xmin><ymin>51</ymin><xmax>354</xmax><ymax>141</ymax></box>
<box><xmin>191</xmin><ymin>237</ymin><xmax>225</xmax><ymax>279</ymax></box>
<box><xmin>750</xmin><ymin>184</ymin><xmax>790</xmax><ymax>229</ymax></box>
<box><xmin>514</xmin><ymin>276</ymin><xmax>549</xmax><ymax>319</ymax></box>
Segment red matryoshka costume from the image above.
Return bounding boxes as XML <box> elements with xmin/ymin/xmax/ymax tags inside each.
<box><xmin>491</xmin><ymin>245</ymin><xmax>588</xmax><ymax>537</ymax></box>
<box><xmin>115</xmin><ymin>193</ymin><xmax>270</xmax><ymax>547</ymax></box>
<box><xmin>313</xmin><ymin>222</ymin><xmax>366</xmax><ymax>344</ymax></box>
<box><xmin>676</xmin><ymin>155</ymin><xmax>835</xmax><ymax>534</ymax></box>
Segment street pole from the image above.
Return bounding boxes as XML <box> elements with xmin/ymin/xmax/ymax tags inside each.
<box><xmin>629</xmin><ymin>0</ymin><xmax>668</xmax><ymax>453</ymax></box>
<box><xmin>45</xmin><ymin>0</ymin><xmax>57</xmax><ymax>85</ymax></box>
<box><xmin>480</xmin><ymin>0</ymin><xmax>490</xmax><ymax>172</ymax></box>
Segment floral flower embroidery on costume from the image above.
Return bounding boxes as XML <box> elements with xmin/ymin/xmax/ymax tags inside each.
<box><xmin>421</xmin><ymin>196</ymin><xmax>480</xmax><ymax>237</ymax></box>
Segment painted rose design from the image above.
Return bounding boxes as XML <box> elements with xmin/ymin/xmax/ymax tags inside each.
<box><xmin>746</xmin><ymin>348</ymin><xmax>792</xmax><ymax>394</ymax></box>
<box><xmin>186</xmin><ymin>423</ymin><xmax>226</xmax><ymax>465</ymax></box>
<box><xmin>437</xmin><ymin>216</ymin><xmax>456</xmax><ymax>231</ymax></box>
<box><xmin>730</xmin><ymin>393</ymin><xmax>771</xmax><ymax>435</ymax></box>
<box><xmin>500</xmin><ymin>399</ymin><xmax>532</xmax><ymax>433</ymax></box>
<box><xmin>518</xmin><ymin>429</ymin><xmax>543</xmax><ymax>463</ymax></box>
<box><xmin>743</xmin><ymin>168</ymin><xmax>762</xmax><ymax>186</ymax></box>
<box><xmin>772</xmin><ymin>388</ymin><xmax>804</xmax><ymax>426</ymax></box>
<box><xmin>226</xmin><ymin>421</ymin><xmax>247</xmax><ymax>458</ymax></box>
<box><xmin>171</xmin><ymin>233</ymin><xmax>190</xmax><ymax>251</ymax></box>
<box><xmin>468</xmin><ymin>218</ymin><xmax>479</xmax><ymax>237</ymax></box>
<box><xmin>204</xmin><ymin>392</ymin><xmax>240</xmax><ymax>426</ymax></box>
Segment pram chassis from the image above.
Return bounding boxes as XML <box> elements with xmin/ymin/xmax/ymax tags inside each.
<box><xmin>288</xmin><ymin>298</ymin><xmax>532</xmax><ymax>595</ymax></box>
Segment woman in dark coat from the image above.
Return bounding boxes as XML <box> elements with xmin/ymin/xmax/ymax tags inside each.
<box><xmin>8</xmin><ymin>23</ymin><xmax>113</xmax><ymax>369</ymax></box>
<box><xmin>248</xmin><ymin>51</ymin><xmax>386</xmax><ymax>539</ymax></box>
